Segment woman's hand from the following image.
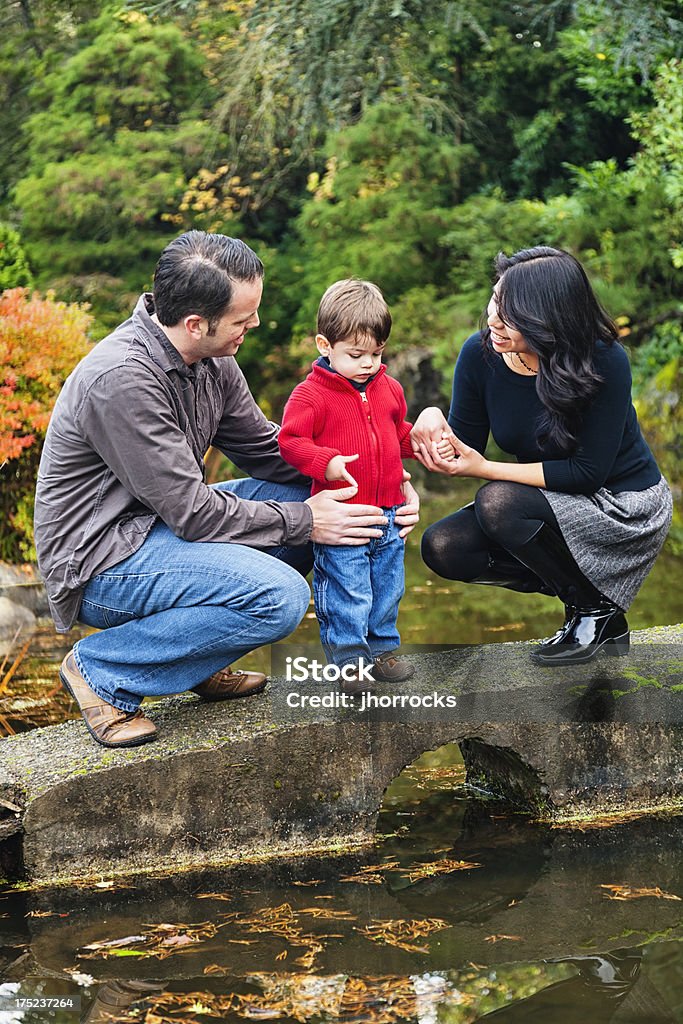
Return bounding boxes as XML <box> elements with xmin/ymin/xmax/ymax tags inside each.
<box><xmin>428</xmin><ymin>438</ymin><xmax>548</xmax><ymax>485</ymax></box>
<box><xmin>428</xmin><ymin>433</ymin><xmax>488</xmax><ymax>478</ymax></box>
<box><xmin>395</xmin><ymin>471</ymin><xmax>420</xmax><ymax>539</ymax></box>
<box><xmin>410</xmin><ymin>407</ymin><xmax>451</xmax><ymax>470</ymax></box>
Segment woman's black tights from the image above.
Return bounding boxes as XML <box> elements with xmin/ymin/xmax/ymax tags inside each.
<box><xmin>421</xmin><ymin>481</ymin><xmax>590</xmax><ymax>590</ymax></box>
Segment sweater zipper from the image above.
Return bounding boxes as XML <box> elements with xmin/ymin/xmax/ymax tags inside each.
<box><xmin>361</xmin><ymin>391</ymin><xmax>381</xmax><ymax>504</ymax></box>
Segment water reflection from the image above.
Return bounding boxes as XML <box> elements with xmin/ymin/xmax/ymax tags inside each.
<box><xmin>2</xmin><ymin>751</ymin><xmax>683</xmax><ymax>1022</ymax></box>
<box><xmin>72</xmin><ymin>949</ymin><xmax>676</xmax><ymax>1024</ymax></box>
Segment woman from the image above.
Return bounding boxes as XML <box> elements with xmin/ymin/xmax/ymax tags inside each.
<box><xmin>412</xmin><ymin>246</ymin><xmax>673</xmax><ymax>665</ymax></box>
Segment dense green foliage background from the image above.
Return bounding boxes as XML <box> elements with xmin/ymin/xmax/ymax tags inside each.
<box><xmin>0</xmin><ymin>0</ymin><xmax>681</xmax><ymax>559</ymax></box>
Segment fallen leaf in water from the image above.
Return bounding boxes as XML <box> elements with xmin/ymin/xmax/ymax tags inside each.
<box><xmin>195</xmin><ymin>891</ymin><xmax>232</xmax><ymax>901</ymax></box>
<box><xmin>80</xmin><ymin>921</ymin><xmax>218</xmax><ymax>960</ymax></box>
<box><xmin>356</xmin><ymin>918</ymin><xmax>451</xmax><ymax>953</ymax></box>
<box><xmin>291</xmin><ymin>880</ymin><xmax>322</xmax><ymax>887</ymax></box>
<box><xmin>161</xmin><ymin>933</ymin><xmax>195</xmax><ymax>947</ymax></box>
<box><xmin>189</xmin><ymin>1000</ymin><xmax>213</xmax><ymax>1014</ymax></box>
<box><xmin>339</xmin><ymin>860</ymin><xmax>400</xmax><ymax>885</ymax></box>
<box><xmin>600</xmin><ymin>884</ymin><xmax>682</xmax><ymax>901</ymax></box>
<box><xmin>232</xmin><ymin>903</ymin><xmax>327</xmax><ymax>971</ymax></box>
<box><xmin>299</xmin><ymin>908</ymin><xmax>356</xmax><ymax>921</ymax></box>
<box><xmin>275</xmin><ymin>950</ymin><xmax>287</xmax><ymax>961</ymax></box>
<box><xmin>81</xmin><ymin>935</ymin><xmax>147</xmax><ymax>950</ymax></box>
<box><xmin>405</xmin><ymin>858</ymin><xmax>481</xmax><ymax>883</ymax></box>
<box><xmin>293</xmin><ymin>951</ymin><xmax>319</xmax><ymax>969</ymax></box>
<box><xmin>339</xmin><ymin>872</ymin><xmax>384</xmax><ymax>885</ymax></box>
<box><xmin>484</xmin><ymin>934</ymin><xmax>523</xmax><ymax>943</ymax></box>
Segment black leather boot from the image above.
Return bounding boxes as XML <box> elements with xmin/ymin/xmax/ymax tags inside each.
<box><xmin>469</xmin><ymin>551</ymin><xmax>556</xmax><ymax>595</ymax></box>
<box><xmin>533</xmin><ymin>604</ymin><xmax>630</xmax><ymax>665</ymax></box>
<box><xmin>510</xmin><ymin>524</ymin><xmax>629</xmax><ymax>666</ymax></box>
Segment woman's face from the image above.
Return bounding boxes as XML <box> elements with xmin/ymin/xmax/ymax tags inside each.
<box><xmin>486</xmin><ymin>288</ymin><xmax>529</xmax><ymax>354</ymax></box>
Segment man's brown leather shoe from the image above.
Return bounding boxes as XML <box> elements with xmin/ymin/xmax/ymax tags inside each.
<box><xmin>59</xmin><ymin>651</ymin><xmax>157</xmax><ymax>749</ymax></box>
<box><xmin>191</xmin><ymin>666</ymin><xmax>267</xmax><ymax>700</ymax></box>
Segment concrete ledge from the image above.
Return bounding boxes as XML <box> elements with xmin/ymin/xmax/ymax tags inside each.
<box><xmin>1</xmin><ymin>625</ymin><xmax>682</xmax><ymax>883</ymax></box>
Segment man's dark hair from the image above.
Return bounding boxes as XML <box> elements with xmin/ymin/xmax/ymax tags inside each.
<box><xmin>153</xmin><ymin>231</ymin><xmax>264</xmax><ymax>331</ymax></box>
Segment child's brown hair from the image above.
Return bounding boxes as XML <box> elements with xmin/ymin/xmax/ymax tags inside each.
<box><xmin>317</xmin><ymin>279</ymin><xmax>391</xmax><ymax>345</ymax></box>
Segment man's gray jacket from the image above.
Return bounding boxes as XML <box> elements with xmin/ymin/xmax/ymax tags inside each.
<box><xmin>34</xmin><ymin>294</ymin><xmax>313</xmax><ymax>632</ymax></box>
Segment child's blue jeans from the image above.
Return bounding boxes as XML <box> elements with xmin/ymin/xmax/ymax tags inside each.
<box><xmin>313</xmin><ymin>505</ymin><xmax>405</xmax><ymax>668</ymax></box>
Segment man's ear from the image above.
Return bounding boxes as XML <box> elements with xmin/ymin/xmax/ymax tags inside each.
<box><xmin>184</xmin><ymin>314</ymin><xmax>204</xmax><ymax>339</ymax></box>
<box><xmin>315</xmin><ymin>333</ymin><xmax>331</xmax><ymax>357</ymax></box>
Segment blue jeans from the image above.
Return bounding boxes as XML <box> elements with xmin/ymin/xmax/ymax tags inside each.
<box><xmin>74</xmin><ymin>479</ymin><xmax>313</xmax><ymax>711</ymax></box>
<box><xmin>313</xmin><ymin>506</ymin><xmax>405</xmax><ymax>668</ymax></box>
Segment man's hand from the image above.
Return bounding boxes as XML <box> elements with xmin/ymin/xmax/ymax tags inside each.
<box><xmin>325</xmin><ymin>453</ymin><xmax>359</xmax><ymax>486</ymax></box>
<box><xmin>410</xmin><ymin>407</ymin><xmax>450</xmax><ymax>470</ymax></box>
<box><xmin>395</xmin><ymin>471</ymin><xmax>420</xmax><ymax>539</ymax></box>
<box><xmin>306</xmin><ymin>486</ymin><xmax>387</xmax><ymax>545</ymax></box>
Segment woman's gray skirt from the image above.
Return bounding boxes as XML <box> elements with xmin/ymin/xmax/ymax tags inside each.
<box><xmin>542</xmin><ymin>476</ymin><xmax>673</xmax><ymax>610</ymax></box>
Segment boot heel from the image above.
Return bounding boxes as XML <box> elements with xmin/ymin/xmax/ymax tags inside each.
<box><xmin>605</xmin><ymin>632</ymin><xmax>630</xmax><ymax>657</ymax></box>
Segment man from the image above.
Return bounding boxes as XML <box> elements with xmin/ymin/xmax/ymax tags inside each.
<box><xmin>34</xmin><ymin>231</ymin><xmax>419</xmax><ymax>749</ymax></box>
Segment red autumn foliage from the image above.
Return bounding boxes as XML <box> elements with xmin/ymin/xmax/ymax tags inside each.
<box><xmin>0</xmin><ymin>288</ymin><xmax>91</xmax><ymax>560</ymax></box>
<box><xmin>0</xmin><ymin>288</ymin><xmax>91</xmax><ymax>462</ymax></box>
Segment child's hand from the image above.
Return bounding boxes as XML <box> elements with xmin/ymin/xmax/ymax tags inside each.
<box><xmin>435</xmin><ymin>432</ymin><xmax>457</xmax><ymax>461</ymax></box>
<box><xmin>325</xmin><ymin>454</ymin><xmax>359</xmax><ymax>487</ymax></box>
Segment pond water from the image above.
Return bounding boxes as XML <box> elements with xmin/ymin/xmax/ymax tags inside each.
<box><xmin>2</xmin><ymin>748</ymin><xmax>683</xmax><ymax>1022</ymax></box>
<box><xmin>1</xmin><ymin>486</ymin><xmax>682</xmax><ymax>1021</ymax></box>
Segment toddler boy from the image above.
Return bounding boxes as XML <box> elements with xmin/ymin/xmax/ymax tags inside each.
<box><xmin>278</xmin><ymin>279</ymin><xmax>416</xmax><ymax>683</ymax></box>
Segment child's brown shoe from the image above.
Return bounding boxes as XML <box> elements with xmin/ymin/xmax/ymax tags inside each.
<box><xmin>191</xmin><ymin>666</ymin><xmax>267</xmax><ymax>700</ymax></box>
<box><xmin>372</xmin><ymin>653</ymin><xmax>414</xmax><ymax>682</ymax></box>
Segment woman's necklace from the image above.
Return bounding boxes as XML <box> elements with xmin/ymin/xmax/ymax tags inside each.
<box><xmin>514</xmin><ymin>351</ymin><xmax>538</xmax><ymax>375</ymax></box>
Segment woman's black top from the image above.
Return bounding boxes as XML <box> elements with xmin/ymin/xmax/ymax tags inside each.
<box><xmin>447</xmin><ymin>332</ymin><xmax>661</xmax><ymax>495</ymax></box>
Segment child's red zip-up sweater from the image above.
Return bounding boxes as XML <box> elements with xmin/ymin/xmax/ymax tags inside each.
<box><xmin>279</xmin><ymin>361</ymin><xmax>415</xmax><ymax>506</ymax></box>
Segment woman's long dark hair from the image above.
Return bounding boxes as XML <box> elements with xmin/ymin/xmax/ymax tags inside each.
<box><xmin>482</xmin><ymin>246</ymin><xmax>619</xmax><ymax>451</ymax></box>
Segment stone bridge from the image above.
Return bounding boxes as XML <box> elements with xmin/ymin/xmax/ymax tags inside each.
<box><xmin>1</xmin><ymin>624</ymin><xmax>682</xmax><ymax>884</ymax></box>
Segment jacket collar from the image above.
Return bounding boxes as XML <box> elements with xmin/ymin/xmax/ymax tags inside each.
<box><xmin>132</xmin><ymin>294</ymin><xmax>196</xmax><ymax>378</ymax></box>
<box><xmin>309</xmin><ymin>359</ymin><xmax>386</xmax><ymax>392</ymax></box>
